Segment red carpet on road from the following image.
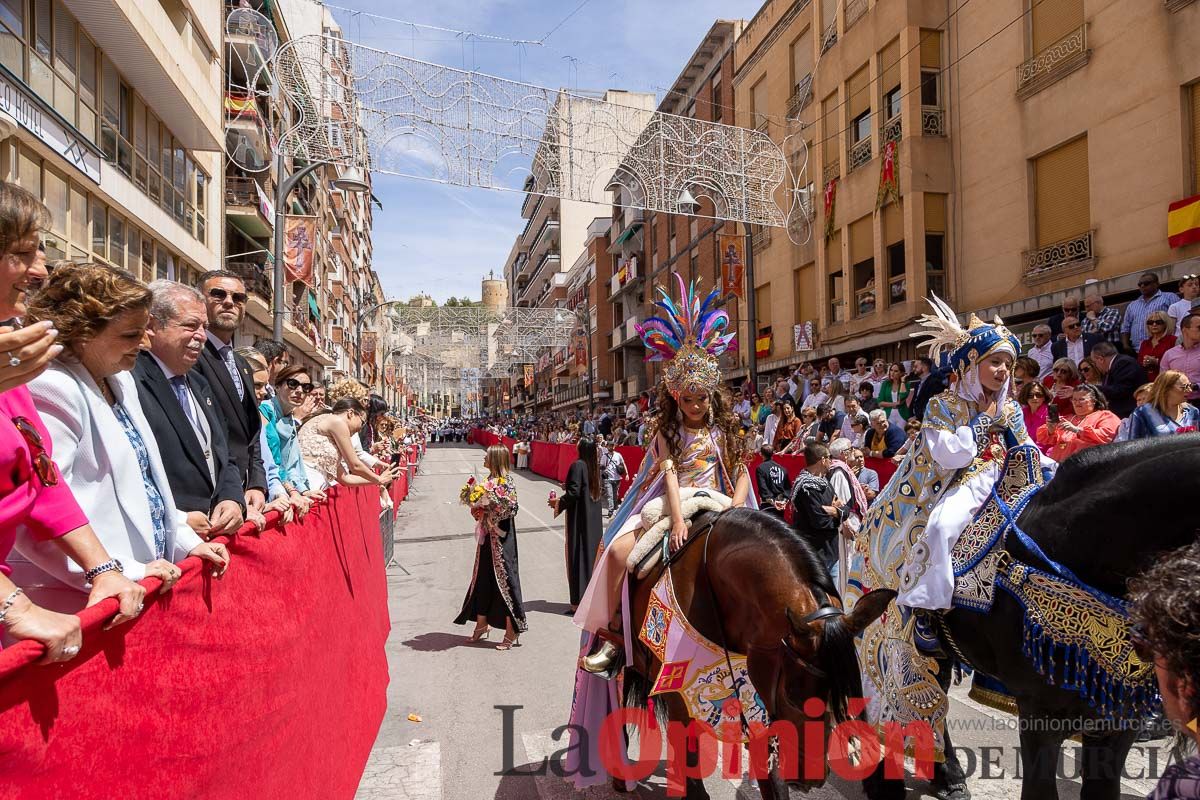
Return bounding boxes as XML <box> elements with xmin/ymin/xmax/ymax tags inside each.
<box><xmin>0</xmin><ymin>478</ymin><xmax>406</xmax><ymax>799</ymax></box>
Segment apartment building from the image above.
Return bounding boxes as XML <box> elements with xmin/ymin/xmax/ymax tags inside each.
<box><xmin>225</xmin><ymin>0</ymin><xmax>383</xmax><ymax>383</ymax></box>
<box><xmin>637</xmin><ymin>20</ymin><xmax>745</xmax><ymax>394</ymax></box>
<box><xmin>0</xmin><ymin>0</ymin><xmax>222</xmax><ymax>294</ymax></box>
<box><xmin>731</xmin><ymin>0</ymin><xmax>1200</xmax><ymax>378</ymax></box>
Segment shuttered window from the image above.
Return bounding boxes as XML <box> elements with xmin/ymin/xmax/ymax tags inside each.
<box><xmin>756</xmin><ymin>283</ymin><xmax>772</xmax><ymax>330</ymax></box>
<box><xmin>848</xmin><ymin>65</ymin><xmax>870</xmax><ymax>120</ymax></box>
<box><xmin>850</xmin><ymin>215</ymin><xmax>873</xmax><ymax>263</ymax></box>
<box><xmin>884</xmin><ymin>201</ymin><xmax>904</xmax><ymax>245</ymax></box>
<box><xmin>1191</xmin><ymin>82</ymin><xmax>1200</xmax><ymax>194</ymax></box>
<box><xmin>752</xmin><ymin>78</ymin><xmax>768</xmax><ymax>129</ymax></box>
<box><xmin>791</xmin><ymin>30</ymin><xmax>812</xmax><ymax>88</ymax></box>
<box><xmin>822</xmin><ymin>0</ymin><xmax>837</xmax><ymax>30</ymax></box>
<box><xmin>827</xmin><ymin>230</ymin><xmax>843</xmax><ymax>270</ymax></box>
<box><xmin>881</xmin><ymin>39</ymin><xmax>901</xmax><ymax>95</ymax></box>
<box><xmin>823</xmin><ymin>92</ymin><xmax>839</xmax><ymax>166</ymax></box>
<box><xmin>924</xmin><ymin>193</ymin><xmax>947</xmax><ymax>233</ymax></box>
<box><xmin>1032</xmin><ymin>0</ymin><xmax>1083</xmax><ymax>54</ymax></box>
<box><xmin>920</xmin><ymin>30</ymin><xmax>942</xmax><ymax>69</ymax></box>
<box><xmin>1034</xmin><ymin>136</ymin><xmax>1090</xmax><ymax>247</ymax></box>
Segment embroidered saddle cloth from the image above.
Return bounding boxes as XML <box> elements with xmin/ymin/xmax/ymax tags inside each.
<box><xmin>638</xmin><ymin>568</ymin><xmax>770</xmax><ymax>735</ymax></box>
<box><xmin>627</xmin><ymin>488</ymin><xmax>731</xmax><ymax>579</ymax></box>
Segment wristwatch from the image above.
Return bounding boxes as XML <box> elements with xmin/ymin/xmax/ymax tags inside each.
<box><xmin>84</xmin><ymin>559</ymin><xmax>124</xmax><ymax>583</ymax></box>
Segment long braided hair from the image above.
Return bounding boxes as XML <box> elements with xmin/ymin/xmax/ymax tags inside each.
<box><xmin>646</xmin><ymin>381</ymin><xmax>747</xmax><ymax>481</ymax></box>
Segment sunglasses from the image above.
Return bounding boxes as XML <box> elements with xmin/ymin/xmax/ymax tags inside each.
<box><xmin>283</xmin><ymin>378</ymin><xmax>314</xmax><ymax>393</ymax></box>
<box><xmin>1148</xmin><ymin>320</ymin><xmax>1166</xmax><ymax>326</ymax></box>
<box><xmin>12</xmin><ymin>416</ymin><xmax>57</xmax><ymax>487</ymax></box>
<box><xmin>1053</xmin><ymin>367</ymin><xmax>1072</xmax><ymax>374</ymax></box>
<box><xmin>208</xmin><ymin>287</ymin><xmax>248</xmax><ymax>305</ymax></box>
<box><xmin>1137</xmin><ymin>280</ymin><xmax>1155</xmax><ymax>287</ymax></box>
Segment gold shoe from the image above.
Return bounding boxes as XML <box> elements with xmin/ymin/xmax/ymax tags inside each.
<box><xmin>581</xmin><ymin>639</ymin><xmax>620</xmax><ymax>674</ymax></box>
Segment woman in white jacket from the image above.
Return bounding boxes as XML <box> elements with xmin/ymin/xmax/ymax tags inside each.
<box><xmin>9</xmin><ymin>264</ymin><xmax>227</xmax><ymax>611</ymax></box>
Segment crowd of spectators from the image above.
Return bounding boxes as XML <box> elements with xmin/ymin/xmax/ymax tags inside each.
<box><xmin>0</xmin><ymin>183</ymin><xmax>423</xmax><ymax>664</ymax></box>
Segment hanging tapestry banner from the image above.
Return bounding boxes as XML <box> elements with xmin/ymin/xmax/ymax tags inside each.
<box><xmin>719</xmin><ymin>234</ymin><xmax>745</xmax><ymax>299</ymax></box>
<box><xmin>823</xmin><ymin>179</ymin><xmax>838</xmax><ymax>242</ymax></box>
<box><xmin>877</xmin><ymin>140</ymin><xmax>899</xmax><ymax>209</ymax></box>
<box><xmin>524</xmin><ymin>364</ymin><xmax>534</xmax><ymax>388</ymax></box>
<box><xmin>361</xmin><ymin>331</ymin><xmax>378</xmax><ymax>358</ymax></box>
<box><xmin>283</xmin><ymin>215</ymin><xmax>317</xmax><ymax>285</ymax></box>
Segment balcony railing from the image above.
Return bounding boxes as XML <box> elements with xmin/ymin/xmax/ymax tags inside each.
<box><xmin>820</xmin><ymin>22</ymin><xmax>838</xmax><ymax>54</ymax></box>
<box><xmin>787</xmin><ymin>74</ymin><xmax>814</xmax><ymax>119</ymax></box>
<box><xmin>228</xmin><ymin>261</ymin><xmax>272</xmax><ymax>303</ymax></box>
<box><xmin>529</xmin><ymin>213</ymin><xmax>560</xmax><ymax>255</ymax></box>
<box><xmin>1022</xmin><ymin>230</ymin><xmax>1095</xmax><ymax>284</ymax></box>
<box><xmin>921</xmin><ymin>106</ymin><xmax>945</xmax><ymax>136</ymax></box>
<box><xmin>848</xmin><ymin>137</ymin><xmax>872</xmax><ymax>171</ymax></box>
<box><xmin>845</xmin><ymin>0</ymin><xmax>868</xmax><ymax>29</ymax></box>
<box><xmin>1016</xmin><ymin>24</ymin><xmax>1089</xmax><ymax>99</ymax></box>
<box><xmin>755</xmin><ymin>118</ymin><xmax>770</xmax><ymax>133</ymax></box>
<box><xmin>1166</xmin><ymin>0</ymin><xmax>1197</xmax><ymax>9</ymax></box>
<box><xmin>226</xmin><ymin>175</ymin><xmax>262</xmax><ymax>208</ymax></box>
<box><xmin>751</xmin><ymin>226</ymin><xmax>772</xmax><ymax>251</ymax></box>
<box><xmin>823</xmin><ymin>160</ymin><xmax>840</xmax><ymax>185</ymax></box>
<box><xmin>882</xmin><ymin>114</ymin><xmax>902</xmax><ymax>146</ymax></box>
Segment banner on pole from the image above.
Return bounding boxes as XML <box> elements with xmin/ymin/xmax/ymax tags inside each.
<box><xmin>523</xmin><ymin>364</ymin><xmax>534</xmax><ymax>388</ymax></box>
<box><xmin>361</xmin><ymin>331</ymin><xmax>377</xmax><ymax>358</ymax></box>
<box><xmin>719</xmin><ymin>234</ymin><xmax>745</xmax><ymax>298</ymax></box>
<box><xmin>283</xmin><ymin>215</ymin><xmax>317</xmax><ymax>285</ymax></box>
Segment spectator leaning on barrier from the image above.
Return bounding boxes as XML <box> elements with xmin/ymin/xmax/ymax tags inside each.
<box><xmin>1162</xmin><ymin>313</ymin><xmax>1200</xmax><ymax>403</ymax></box>
<box><xmin>236</xmin><ymin>347</ymin><xmax>306</xmax><ymax>522</ymax></box>
<box><xmin>14</xmin><ymin>263</ymin><xmax>228</xmax><ymax>609</ymax></box>
<box><xmin>864</xmin><ymin>408</ymin><xmax>906</xmax><ymax>458</ymax></box>
<box><xmin>133</xmin><ymin>281</ymin><xmax>245</xmax><ymax>539</ymax></box>
<box><xmin>261</xmin><ymin>364</ymin><xmax>319</xmax><ymax>497</ymax></box>
<box><xmin>1123</xmin><ymin>272</ymin><xmax>1180</xmax><ymax>354</ymax></box>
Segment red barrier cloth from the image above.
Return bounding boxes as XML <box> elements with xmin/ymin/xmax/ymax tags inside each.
<box><xmin>555</xmin><ymin>443</ymin><xmax>576</xmax><ymax>484</ymax></box>
<box><xmin>615</xmin><ymin>446</ymin><xmax>644</xmax><ymax>497</ymax></box>
<box><xmin>0</xmin><ymin>485</ymin><xmax>391</xmax><ymax>799</ymax></box>
<box><xmin>529</xmin><ymin>441</ymin><xmax>558</xmax><ymax>479</ymax></box>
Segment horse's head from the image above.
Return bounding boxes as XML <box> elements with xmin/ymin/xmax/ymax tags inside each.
<box><xmin>746</xmin><ymin>587</ymin><xmax>895</xmax><ymax>789</ymax></box>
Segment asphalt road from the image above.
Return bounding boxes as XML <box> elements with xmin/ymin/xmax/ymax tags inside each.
<box><xmin>355</xmin><ymin>444</ymin><xmax>1168</xmax><ymax>800</ymax></box>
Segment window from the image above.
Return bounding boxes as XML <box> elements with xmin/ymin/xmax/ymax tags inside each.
<box><xmin>78</xmin><ymin>35</ymin><xmax>96</xmax><ymax>142</ymax></box>
<box><xmin>1033</xmin><ymin>135</ymin><xmax>1089</xmax><ymax>247</ymax></box>
<box><xmin>710</xmin><ymin>73</ymin><xmax>723</xmax><ymax>123</ymax></box>
<box><xmin>790</xmin><ymin>31</ymin><xmax>812</xmax><ymax>90</ymax></box>
<box><xmin>924</xmin><ymin>193</ymin><xmax>947</xmax><ymax>298</ymax></box>
<box><xmin>848</xmin><ymin>66</ymin><xmax>870</xmax><ymax>143</ymax></box>
<box><xmin>881</xmin><ymin>39</ymin><xmax>901</xmax><ymax>119</ymax></box>
<box><xmin>822</xmin><ymin>92</ymin><xmax>839</xmax><ymax>170</ymax></box>
<box><xmin>0</xmin><ymin>0</ymin><xmax>21</xmax><ymax>78</ymax></box>
<box><xmin>850</xmin><ymin>216</ymin><xmax>874</xmax><ymax>317</ymax></box>
<box><xmin>1032</xmin><ymin>0</ymin><xmax>1083</xmax><ymax>54</ymax></box>
<box><xmin>920</xmin><ymin>30</ymin><xmax>942</xmax><ymax>107</ymax></box>
<box><xmin>108</xmin><ymin>212</ymin><xmax>124</xmax><ymax>267</ymax></box>
<box><xmin>827</xmin><ymin>230</ymin><xmax>844</xmax><ymax>323</ymax></box>
<box><xmin>884</xmin><ymin>201</ymin><xmax>905</xmax><ymax>305</ymax></box>
<box><xmin>755</xmin><ymin>283</ymin><xmax>772</xmax><ymax>341</ymax></box>
<box><xmin>751</xmin><ymin>78</ymin><xmax>768</xmax><ymax>130</ymax></box>
<box><xmin>91</xmin><ymin>199</ymin><xmax>106</xmax><ymax>258</ymax></box>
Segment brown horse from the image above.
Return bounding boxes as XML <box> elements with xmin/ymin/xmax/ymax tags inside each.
<box><xmin>617</xmin><ymin>506</ymin><xmax>894</xmax><ymax>799</ymax></box>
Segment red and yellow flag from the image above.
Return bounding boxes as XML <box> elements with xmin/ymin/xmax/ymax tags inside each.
<box><xmin>755</xmin><ymin>327</ymin><xmax>772</xmax><ymax>358</ymax></box>
<box><xmin>1168</xmin><ymin>194</ymin><xmax>1200</xmax><ymax>249</ymax></box>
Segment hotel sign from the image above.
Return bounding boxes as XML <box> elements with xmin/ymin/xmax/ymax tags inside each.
<box><xmin>0</xmin><ymin>72</ymin><xmax>101</xmax><ymax>184</ymax></box>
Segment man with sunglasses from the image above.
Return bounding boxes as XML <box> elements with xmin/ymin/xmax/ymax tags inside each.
<box><xmin>133</xmin><ymin>281</ymin><xmax>245</xmax><ymax>539</ymax></box>
<box><xmin>1050</xmin><ymin>315</ymin><xmax>1101</xmax><ymax>366</ymax></box>
<box><xmin>1122</xmin><ymin>272</ymin><xmax>1179</xmax><ymax>354</ymax></box>
<box><xmin>194</xmin><ymin>271</ymin><xmax>267</xmax><ymax>524</ymax></box>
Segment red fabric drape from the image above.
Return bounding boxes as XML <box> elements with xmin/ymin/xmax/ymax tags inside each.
<box><xmin>0</xmin><ymin>485</ymin><xmax>393</xmax><ymax>799</ymax></box>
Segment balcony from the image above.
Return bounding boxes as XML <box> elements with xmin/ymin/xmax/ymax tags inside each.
<box><xmin>921</xmin><ymin>106</ymin><xmax>945</xmax><ymax>136</ymax></box>
<box><xmin>755</xmin><ymin>118</ymin><xmax>770</xmax><ymax>134</ymax></box>
<box><xmin>521</xmin><ymin>190</ymin><xmax>543</xmax><ymax>220</ymax></box>
<box><xmin>751</xmin><ymin>226</ymin><xmax>772</xmax><ymax>251</ymax></box>
<box><xmin>882</xmin><ymin>114</ymin><xmax>902</xmax><ymax>146</ymax></box>
<box><xmin>610</xmin><ymin>318</ymin><xmax>641</xmax><ymax>350</ymax></box>
<box><xmin>228</xmin><ymin>261</ymin><xmax>273</xmax><ymax>327</ymax></box>
<box><xmin>1022</xmin><ymin>230</ymin><xmax>1095</xmax><ymax>285</ymax></box>
<box><xmin>787</xmin><ymin>74</ymin><xmax>814</xmax><ymax>119</ymax></box>
<box><xmin>225</xmin><ymin>93</ymin><xmax>271</xmax><ymax>171</ymax></box>
<box><xmin>225</xmin><ymin>176</ymin><xmax>272</xmax><ymax>238</ymax></box>
<box><xmin>226</xmin><ymin>7</ymin><xmax>274</xmax><ymax>90</ymax></box>
<box><xmin>845</xmin><ymin>0</ymin><xmax>868</xmax><ymax>29</ymax></box>
<box><xmin>1016</xmin><ymin>24</ymin><xmax>1090</xmax><ymax>99</ymax></box>
<box><xmin>609</xmin><ymin>261</ymin><xmax>642</xmax><ymax>299</ymax></box>
<box><xmin>848</xmin><ymin>137</ymin><xmax>872</xmax><ymax>172</ymax></box>
<box><xmin>820</xmin><ymin>23</ymin><xmax>838</xmax><ymax>54</ymax></box>
<box><xmin>528</xmin><ymin>214</ymin><xmax>560</xmax><ymax>257</ymax></box>
<box><xmin>823</xmin><ymin>160</ymin><xmax>840</xmax><ymax>185</ymax></box>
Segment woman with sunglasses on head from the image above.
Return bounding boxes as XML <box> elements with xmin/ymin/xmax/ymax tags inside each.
<box><xmin>1138</xmin><ymin>310</ymin><xmax>1178</xmax><ymax>383</ymax></box>
<box><xmin>0</xmin><ymin>184</ymin><xmax>144</xmax><ymax>662</ymax></box>
<box><xmin>10</xmin><ymin>264</ymin><xmax>229</xmax><ymax>613</ymax></box>
<box><xmin>297</xmin><ymin>397</ymin><xmax>400</xmax><ymax>490</ymax></box>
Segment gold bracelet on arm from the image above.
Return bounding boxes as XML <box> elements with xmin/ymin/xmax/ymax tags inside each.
<box><xmin>658</xmin><ymin>458</ymin><xmax>677</xmax><ymax>476</ymax></box>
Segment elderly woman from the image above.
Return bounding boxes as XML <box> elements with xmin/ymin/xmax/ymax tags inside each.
<box><xmin>1137</xmin><ymin>310</ymin><xmax>1177</xmax><ymax>383</ymax></box>
<box><xmin>297</xmin><ymin>397</ymin><xmax>399</xmax><ymax>489</ymax></box>
<box><xmin>864</xmin><ymin>407</ymin><xmax>906</xmax><ymax>458</ymax></box>
<box><xmin>11</xmin><ymin>264</ymin><xmax>229</xmax><ymax>611</ymax></box>
<box><xmin>1042</xmin><ymin>356</ymin><xmax>1080</xmax><ymax>417</ymax></box>
<box><xmin>0</xmin><ymin>184</ymin><xmax>143</xmax><ymax>662</ymax></box>
<box><xmin>1125</xmin><ymin>370</ymin><xmax>1200</xmax><ymax>439</ymax></box>
<box><xmin>1036</xmin><ymin>383</ymin><xmax>1120</xmax><ymax>461</ymax></box>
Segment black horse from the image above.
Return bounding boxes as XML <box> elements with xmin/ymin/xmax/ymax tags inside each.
<box><xmin>870</xmin><ymin>434</ymin><xmax>1200</xmax><ymax>800</ymax></box>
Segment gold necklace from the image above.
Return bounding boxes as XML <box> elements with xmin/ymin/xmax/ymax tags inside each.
<box><xmin>98</xmin><ymin>377</ymin><xmax>115</xmax><ymax>406</ymax></box>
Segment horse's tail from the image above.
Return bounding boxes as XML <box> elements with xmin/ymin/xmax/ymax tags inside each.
<box><xmin>820</xmin><ymin>615</ymin><xmax>867</xmax><ymax>723</ymax></box>
<box><xmin>622</xmin><ymin>669</ymin><xmax>669</xmax><ymax>729</ymax></box>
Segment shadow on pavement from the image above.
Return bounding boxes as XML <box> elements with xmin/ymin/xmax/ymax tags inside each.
<box><xmin>401</xmin><ymin>631</ymin><xmax>500</xmax><ymax>652</ymax></box>
<box><xmin>523</xmin><ymin>599</ymin><xmax>575</xmax><ymax>617</ymax></box>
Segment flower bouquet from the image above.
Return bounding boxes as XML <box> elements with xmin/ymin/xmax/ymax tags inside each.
<box><xmin>460</xmin><ymin>476</ymin><xmax>518</xmax><ymax>543</ymax></box>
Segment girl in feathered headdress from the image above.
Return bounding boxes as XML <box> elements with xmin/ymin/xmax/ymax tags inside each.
<box><xmin>561</xmin><ymin>276</ymin><xmax>754</xmax><ymax>790</ymax></box>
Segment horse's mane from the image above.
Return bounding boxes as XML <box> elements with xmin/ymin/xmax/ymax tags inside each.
<box><xmin>719</xmin><ymin>508</ymin><xmax>864</xmax><ymax>721</ymax></box>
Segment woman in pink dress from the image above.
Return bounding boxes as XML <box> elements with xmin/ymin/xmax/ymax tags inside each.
<box><xmin>0</xmin><ymin>183</ymin><xmax>145</xmax><ymax>663</ymax></box>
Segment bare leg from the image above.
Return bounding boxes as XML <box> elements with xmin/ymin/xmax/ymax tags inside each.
<box><xmin>604</xmin><ymin>533</ymin><xmax>636</xmax><ymax>630</ymax></box>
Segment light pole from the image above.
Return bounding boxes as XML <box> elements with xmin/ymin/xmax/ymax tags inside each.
<box><xmin>271</xmin><ymin>153</ymin><xmax>369</xmax><ymax>341</ymax></box>
<box><xmin>354</xmin><ymin>298</ymin><xmax>402</xmax><ymax>382</ymax></box>
<box><xmin>576</xmin><ymin>305</ymin><xmax>595</xmax><ymax>413</ymax></box>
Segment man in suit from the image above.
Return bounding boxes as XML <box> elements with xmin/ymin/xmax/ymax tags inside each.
<box><xmin>1050</xmin><ymin>315</ymin><xmax>1101</xmax><ymax>365</ymax></box>
<box><xmin>195</xmin><ymin>270</ymin><xmax>267</xmax><ymax>521</ymax></box>
<box><xmin>906</xmin><ymin>357</ymin><xmax>946</xmax><ymax>421</ymax></box>
<box><xmin>134</xmin><ymin>281</ymin><xmax>245</xmax><ymax>537</ymax></box>
<box><xmin>1046</xmin><ymin>294</ymin><xmax>1081</xmax><ymax>341</ymax></box>
<box><xmin>1090</xmin><ymin>341</ymin><xmax>1148</xmax><ymax>418</ymax></box>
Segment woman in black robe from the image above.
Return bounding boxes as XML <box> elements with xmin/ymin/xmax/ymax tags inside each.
<box><xmin>454</xmin><ymin>445</ymin><xmax>527</xmax><ymax>649</ymax></box>
<box><xmin>552</xmin><ymin>438</ymin><xmax>603</xmax><ymax>612</ymax></box>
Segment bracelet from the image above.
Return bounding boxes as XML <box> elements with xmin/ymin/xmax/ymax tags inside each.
<box><xmin>84</xmin><ymin>559</ymin><xmax>124</xmax><ymax>584</ymax></box>
<box><xmin>658</xmin><ymin>458</ymin><xmax>676</xmax><ymax>475</ymax></box>
<box><xmin>0</xmin><ymin>588</ymin><xmax>23</xmax><ymax>625</ymax></box>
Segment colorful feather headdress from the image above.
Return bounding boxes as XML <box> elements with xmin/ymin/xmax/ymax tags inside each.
<box><xmin>911</xmin><ymin>294</ymin><xmax>1020</xmax><ymax>376</ymax></box>
<box><xmin>636</xmin><ymin>274</ymin><xmax>736</xmax><ymax>397</ymax></box>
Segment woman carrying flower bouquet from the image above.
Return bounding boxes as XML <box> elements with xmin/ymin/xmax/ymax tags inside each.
<box><xmin>454</xmin><ymin>444</ymin><xmax>526</xmax><ymax>649</ymax></box>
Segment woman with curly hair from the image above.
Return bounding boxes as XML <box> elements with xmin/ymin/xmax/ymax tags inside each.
<box><xmin>564</xmin><ymin>277</ymin><xmax>753</xmax><ymax>790</ymax></box>
<box><xmin>1131</xmin><ymin>542</ymin><xmax>1200</xmax><ymax>799</ymax></box>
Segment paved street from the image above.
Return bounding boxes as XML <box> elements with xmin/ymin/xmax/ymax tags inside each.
<box><xmin>357</xmin><ymin>444</ymin><xmax>1168</xmax><ymax>800</ymax></box>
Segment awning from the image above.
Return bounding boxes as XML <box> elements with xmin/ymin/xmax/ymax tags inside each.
<box><xmin>607</xmin><ymin>223</ymin><xmax>643</xmax><ymax>254</ymax></box>
<box><xmin>307</xmin><ymin>290</ymin><xmax>320</xmax><ymax>320</ymax></box>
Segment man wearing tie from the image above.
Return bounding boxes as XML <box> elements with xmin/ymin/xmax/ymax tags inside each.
<box><xmin>195</xmin><ymin>271</ymin><xmax>267</xmax><ymax>526</ymax></box>
<box><xmin>133</xmin><ymin>281</ymin><xmax>245</xmax><ymax>538</ymax></box>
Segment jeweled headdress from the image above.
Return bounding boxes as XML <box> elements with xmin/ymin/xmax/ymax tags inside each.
<box><xmin>911</xmin><ymin>294</ymin><xmax>1020</xmax><ymax>377</ymax></box>
<box><xmin>637</xmin><ymin>275</ymin><xmax>736</xmax><ymax>397</ymax></box>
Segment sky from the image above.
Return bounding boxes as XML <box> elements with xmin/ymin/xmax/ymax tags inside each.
<box><xmin>321</xmin><ymin>0</ymin><xmax>764</xmax><ymax>304</ymax></box>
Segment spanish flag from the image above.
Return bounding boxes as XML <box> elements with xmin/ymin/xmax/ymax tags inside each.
<box><xmin>1168</xmin><ymin>194</ymin><xmax>1200</xmax><ymax>249</ymax></box>
<box><xmin>755</xmin><ymin>327</ymin><xmax>772</xmax><ymax>358</ymax></box>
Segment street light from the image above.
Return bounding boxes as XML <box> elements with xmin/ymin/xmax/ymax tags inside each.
<box><xmin>271</xmin><ymin>154</ymin><xmax>368</xmax><ymax>340</ymax></box>
<box><xmin>354</xmin><ymin>298</ymin><xmax>400</xmax><ymax>382</ymax></box>
<box><xmin>676</xmin><ymin>187</ymin><xmax>758</xmax><ymax>392</ymax></box>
